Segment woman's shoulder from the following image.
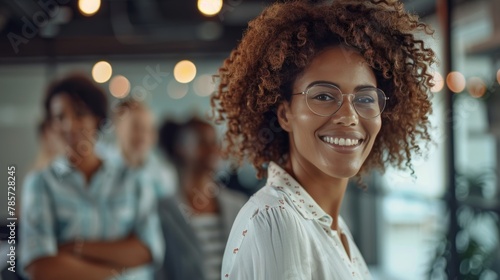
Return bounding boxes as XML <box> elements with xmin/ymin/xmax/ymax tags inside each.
<box><xmin>237</xmin><ymin>186</ymin><xmax>286</xmax><ymax>215</ymax></box>
<box><xmin>228</xmin><ymin>185</ymin><xmax>307</xmax><ymax>238</ymax></box>
<box><xmin>22</xmin><ymin>170</ymin><xmax>46</xmax><ymax>192</ymax></box>
<box><xmin>22</xmin><ymin>163</ymin><xmax>62</xmax><ymax>191</ymax></box>
<box><xmin>222</xmin><ymin>185</ymin><xmax>312</xmax><ymax>279</ymax></box>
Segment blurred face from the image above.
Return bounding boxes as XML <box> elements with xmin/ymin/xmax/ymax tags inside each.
<box><xmin>278</xmin><ymin>46</ymin><xmax>382</xmax><ymax>179</ymax></box>
<box><xmin>115</xmin><ymin>107</ymin><xmax>156</xmax><ymax>159</ymax></box>
<box><xmin>41</xmin><ymin>124</ymin><xmax>62</xmax><ymax>156</ymax></box>
<box><xmin>50</xmin><ymin>93</ymin><xmax>99</xmax><ymax>154</ymax></box>
<box><xmin>180</xmin><ymin>124</ymin><xmax>220</xmax><ymax>172</ymax></box>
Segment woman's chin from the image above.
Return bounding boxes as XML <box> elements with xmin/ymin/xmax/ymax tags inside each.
<box><xmin>320</xmin><ymin>162</ymin><xmax>361</xmax><ymax>180</ymax></box>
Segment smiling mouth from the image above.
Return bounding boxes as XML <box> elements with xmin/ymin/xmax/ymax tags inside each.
<box><xmin>320</xmin><ymin>136</ymin><xmax>363</xmax><ymax>147</ymax></box>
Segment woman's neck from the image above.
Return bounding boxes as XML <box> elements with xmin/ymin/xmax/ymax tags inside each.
<box><xmin>284</xmin><ymin>155</ymin><xmax>348</xmax><ymax>231</ymax></box>
<box><xmin>180</xmin><ymin>167</ymin><xmax>219</xmax><ymax>214</ymax></box>
<box><xmin>181</xmin><ymin>168</ymin><xmax>213</xmax><ymax>193</ymax></box>
<box><xmin>69</xmin><ymin>151</ymin><xmax>102</xmax><ymax>184</ymax></box>
<box><xmin>32</xmin><ymin>148</ymin><xmax>55</xmax><ymax>171</ymax></box>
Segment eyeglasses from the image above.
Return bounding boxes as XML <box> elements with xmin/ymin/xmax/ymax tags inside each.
<box><xmin>292</xmin><ymin>83</ymin><xmax>389</xmax><ymax>119</ymax></box>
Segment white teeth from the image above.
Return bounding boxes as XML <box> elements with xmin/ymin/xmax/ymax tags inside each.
<box><xmin>321</xmin><ymin>136</ymin><xmax>361</xmax><ymax>146</ymax></box>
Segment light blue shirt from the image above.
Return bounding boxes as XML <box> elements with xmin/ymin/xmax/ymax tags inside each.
<box><xmin>19</xmin><ymin>156</ymin><xmax>165</xmax><ymax>280</ymax></box>
<box><xmin>121</xmin><ymin>153</ymin><xmax>177</xmax><ymax>199</ymax></box>
<box><xmin>95</xmin><ymin>142</ymin><xmax>177</xmax><ymax>199</ymax></box>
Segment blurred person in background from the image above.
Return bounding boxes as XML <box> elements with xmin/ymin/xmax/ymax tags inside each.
<box><xmin>211</xmin><ymin>0</ymin><xmax>436</xmax><ymax>279</ymax></box>
<box><xmin>155</xmin><ymin>117</ymin><xmax>247</xmax><ymax>280</ymax></box>
<box><xmin>30</xmin><ymin>119</ymin><xmax>62</xmax><ymax>171</ymax></box>
<box><xmin>19</xmin><ymin>73</ymin><xmax>164</xmax><ymax>280</ymax></box>
<box><xmin>111</xmin><ymin>99</ymin><xmax>176</xmax><ymax>199</ymax></box>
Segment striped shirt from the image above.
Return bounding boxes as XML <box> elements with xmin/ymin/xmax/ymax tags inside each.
<box><xmin>191</xmin><ymin>213</ymin><xmax>226</xmax><ymax>280</ymax></box>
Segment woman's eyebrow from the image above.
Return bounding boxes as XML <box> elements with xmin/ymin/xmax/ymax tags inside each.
<box><xmin>354</xmin><ymin>84</ymin><xmax>378</xmax><ymax>91</ymax></box>
<box><xmin>307</xmin><ymin>80</ymin><xmax>377</xmax><ymax>90</ymax></box>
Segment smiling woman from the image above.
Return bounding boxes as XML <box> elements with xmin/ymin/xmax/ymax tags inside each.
<box><xmin>281</xmin><ymin>47</ymin><xmax>383</xmax><ymax>180</ymax></box>
<box><xmin>211</xmin><ymin>0</ymin><xmax>436</xmax><ymax>279</ymax></box>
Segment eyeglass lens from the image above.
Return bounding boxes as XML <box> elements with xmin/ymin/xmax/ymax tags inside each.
<box><xmin>305</xmin><ymin>84</ymin><xmax>386</xmax><ymax>118</ymax></box>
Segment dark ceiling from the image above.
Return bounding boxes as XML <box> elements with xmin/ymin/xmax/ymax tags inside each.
<box><xmin>0</xmin><ymin>0</ymin><xmax>439</xmax><ymax>61</ymax></box>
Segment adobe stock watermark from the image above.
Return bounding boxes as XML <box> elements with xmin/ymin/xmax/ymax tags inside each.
<box><xmin>124</xmin><ymin>64</ymin><xmax>170</xmax><ymax>103</ymax></box>
<box><xmin>7</xmin><ymin>0</ymin><xmax>70</xmax><ymax>54</ymax></box>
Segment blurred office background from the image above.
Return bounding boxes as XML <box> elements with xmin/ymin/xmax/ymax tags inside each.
<box><xmin>0</xmin><ymin>0</ymin><xmax>499</xmax><ymax>279</ymax></box>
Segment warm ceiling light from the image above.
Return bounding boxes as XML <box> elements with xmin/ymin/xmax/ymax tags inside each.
<box><xmin>430</xmin><ymin>71</ymin><xmax>444</xmax><ymax>93</ymax></box>
<box><xmin>197</xmin><ymin>0</ymin><xmax>223</xmax><ymax>16</ymax></box>
<box><xmin>78</xmin><ymin>0</ymin><xmax>101</xmax><ymax>16</ymax></box>
<box><xmin>173</xmin><ymin>60</ymin><xmax>197</xmax><ymax>84</ymax></box>
<box><xmin>467</xmin><ymin>77</ymin><xmax>486</xmax><ymax>98</ymax></box>
<box><xmin>92</xmin><ymin>61</ymin><xmax>112</xmax><ymax>83</ymax></box>
<box><xmin>109</xmin><ymin>75</ymin><xmax>130</xmax><ymax>98</ymax></box>
<box><xmin>446</xmin><ymin>71</ymin><xmax>466</xmax><ymax>93</ymax></box>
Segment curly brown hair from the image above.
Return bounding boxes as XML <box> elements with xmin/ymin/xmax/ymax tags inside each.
<box><xmin>44</xmin><ymin>73</ymin><xmax>108</xmax><ymax>130</ymax></box>
<box><xmin>211</xmin><ymin>0</ymin><xmax>437</xmax><ymax>179</ymax></box>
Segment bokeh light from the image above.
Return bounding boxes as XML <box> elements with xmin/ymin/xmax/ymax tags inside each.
<box><xmin>430</xmin><ymin>71</ymin><xmax>444</xmax><ymax>93</ymax></box>
<box><xmin>497</xmin><ymin>69</ymin><xmax>500</xmax><ymax>85</ymax></box>
<box><xmin>446</xmin><ymin>71</ymin><xmax>466</xmax><ymax>93</ymax></box>
<box><xmin>109</xmin><ymin>75</ymin><xmax>130</xmax><ymax>98</ymax></box>
<box><xmin>78</xmin><ymin>0</ymin><xmax>101</xmax><ymax>16</ymax></box>
<box><xmin>197</xmin><ymin>0</ymin><xmax>223</xmax><ymax>16</ymax></box>
<box><xmin>173</xmin><ymin>60</ymin><xmax>197</xmax><ymax>84</ymax></box>
<box><xmin>466</xmin><ymin>77</ymin><xmax>486</xmax><ymax>98</ymax></box>
<box><xmin>91</xmin><ymin>61</ymin><xmax>112</xmax><ymax>83</ymax></box>
<box><xmin>193</xmin><ymin>74</ymin><xmax>216</xmax><ymax>97</ymax></box>
<box><xmin>167</xmin><ymin>80</ymin><xmax>189</xmax><ymax>99</ymax></box>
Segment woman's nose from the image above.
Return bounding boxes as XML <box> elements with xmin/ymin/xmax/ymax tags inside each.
<box><xmin>332</xmin><ymin>95</ymin><xmax>359</xmax><ymax>126</ymax></box>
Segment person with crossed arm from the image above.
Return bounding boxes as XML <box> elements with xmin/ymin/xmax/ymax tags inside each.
<box><xmin>19</xmin><ymin>73</ymin><xmax>164</xmax><ymax>280</ymax></box>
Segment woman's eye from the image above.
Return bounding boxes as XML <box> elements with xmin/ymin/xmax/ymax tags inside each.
<box><xmin>355</xmin><ymin>96</ymin><xmax>376</xmax><ymax>104</ymax></box>
<box><xmin>313</xmin><ymin>93</ymin><xmax>335</xmax><ymax>101</ymax></box>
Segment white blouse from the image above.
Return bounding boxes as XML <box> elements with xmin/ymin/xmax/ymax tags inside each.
<box><xmin>221</xmin><ymin>162</ymin><xmax>372</xmax><ymax>280</ymax></box>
